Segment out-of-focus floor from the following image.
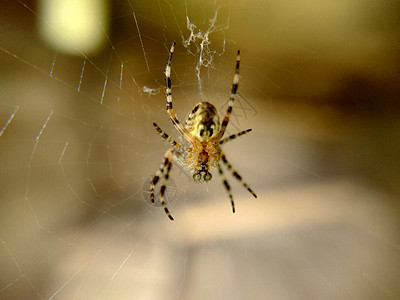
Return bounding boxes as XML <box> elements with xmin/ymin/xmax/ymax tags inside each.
<box><xmin>1</xmin><ymin>1</ymin><xmax>400</xmax><ymax>299</ymax></box>
<box><xmin>6</xmin><ymin>178</ymin><xmax>399</xmax><ymax>299</ymax></box>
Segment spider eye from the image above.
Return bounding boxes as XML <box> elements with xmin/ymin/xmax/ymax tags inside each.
<box><xmin>204</xmin><ymin>172</ymin><xmax>212</xmax><ymax>181</ymax></box>
<box><xmin>193</xmin><ymin>173</ymin><xmax>201</xmax><ymax>181</ymax></box>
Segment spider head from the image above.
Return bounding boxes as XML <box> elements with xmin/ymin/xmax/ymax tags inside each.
<box><xmin>193</xmin><ymin>170</ymin><xmax>212</xmax><ymax>182</ymax></box>
<box><xmin>185</xmin><ymin>102</ymin><xmax>220</xmax><ymax>142</ymax></box>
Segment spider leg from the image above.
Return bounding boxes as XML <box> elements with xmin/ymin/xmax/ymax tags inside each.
<box><xmin>150</xmin><ymin>149</ymin><xmax>175</xmax><ymax>220</ymax></box>
<box><xmin>217</xmin><ymin>50</ymin><xmax>241</xmax><ymax>139</ymax></box>
<box><xmin>220</xmin><ymin>151</ymin><xmax>257</xmax><ymax>198</ymax></box>
<box><xmin>153</xmin><ymin>122</ymin><xmax>182</xmax><ymax>149</ymax></box>
<box><xmin>159</xmin><ymin>156</ymin><xmax>174</xmax><ymax>221</ymax></box>
<box><xmin>219</xmin><ymin>129</ymin><xmax>252</xmax><ymax>145</ymax></box>
<box><xmin>217</xmin><ymin>163</ymin><xmax>235</xmax><ymax>213</ymax></box>
<box><xmin>165</xmin><ymin>42</ymin><xmax>194</xmax><ymax>143</ymax></box>
<box><xmin>150</xmin><ymin>155</ymin><xmax>169</xmax><ymax>204</ymax></box>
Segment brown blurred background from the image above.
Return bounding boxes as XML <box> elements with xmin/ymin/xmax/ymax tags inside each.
<box><xmin>0</xmin><ymin>0</ymin><xmax>399</xmax><ymax>299</ymax></box>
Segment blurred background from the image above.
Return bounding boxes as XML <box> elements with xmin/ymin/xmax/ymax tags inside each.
<box><xmin>1</xmin><ymin>0</ymin><xmax>399</xmax><ymax>299</ymax></box>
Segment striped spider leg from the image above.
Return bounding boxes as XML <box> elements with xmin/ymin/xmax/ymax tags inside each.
<box><xmin>218</xmin><ymin>151</ymin><xmax>257</xmax><ymax>212</ymax></box>
<box><xmin>150</xmin><ymin>149</ymin><xmax>174</xmax><ymax>220</ymax></box>
<box><xmin>214</xmin><ymin>49</ymin><xmax>257</xmax><ymax>212</ymax></box>
<box><xmin>164</xmin><ymin>42</ymin><xmax>194</xmax><ymax>144</ymax></box>
<box><xmin>219</xmin><ymin>129</ymin><xmax>252</xmax><ymax>145</ymax></box>
<box><xmin>149</xmin><ymin>124</ymin><xmax>182</xmax><ymax>221</ymax></box>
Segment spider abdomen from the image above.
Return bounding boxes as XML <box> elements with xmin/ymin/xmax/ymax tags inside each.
<box><xmin>185</xmin><ymin>102</ymin><xmax>220</xmax><ymax>142</ymax></box>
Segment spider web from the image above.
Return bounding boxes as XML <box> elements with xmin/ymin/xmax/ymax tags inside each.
<box><xmin>1</xmin><ymin>0</ymin><xmax>400</xmax><ymax>299</ymax></box>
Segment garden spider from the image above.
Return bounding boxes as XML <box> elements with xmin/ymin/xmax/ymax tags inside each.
<box><xmin>150</xmin><ymin>42</ymin><xmax>257</xmax><ymax>221</ymax></box>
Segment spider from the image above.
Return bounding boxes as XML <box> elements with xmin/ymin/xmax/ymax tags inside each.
<box><xmin>150</xmin><ymin>42</ymin><xmax>257</xmax><ymax>221</ymax></box>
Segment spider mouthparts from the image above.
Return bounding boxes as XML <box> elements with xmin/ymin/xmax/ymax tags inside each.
<box><xmin>193</xmin><ymin>171</ymin><xmax>212</xmax><ymax>182</ymax></box>
<box><xmin>193</xmin><ymin>173</ymin><xmax>201</xmax><ymax>181</ymax></box>
<box><xmin>203</xmin><ymin>172</ymin><xmax>212</xmax><ymax>182</ymax></box>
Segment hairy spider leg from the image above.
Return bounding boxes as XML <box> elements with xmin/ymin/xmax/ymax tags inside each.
<box><xmin>217</xmin><ymin>50</ymin><xmax>241</xmax><ymax>140</ymax></box>
<box><xmin>218</xmin><ymin>163</ymin><xmax>235</xmax><ymax>213</ymax></box>
<box><xmin>153</xmin><ymin>122</ymin><xmax>182</xmax><ymax>149</ymax></box>
<box><xmin>150</xmin><ymin>148</ymin><xmax>175</xmax><ymax>220</ymax></box>
<box><xmin>219</xmin><ymin>129</ymin><xmax>252</xmax><ymax>145</ymax></box>
<box><xmin>165</xmin><ymin>42</ymin><xmax>194</xmax><ymax>143</ymax></box>
<box><xmin>220</xmin><ymin>151</ymin><xmax>257</xmax><ymax>198</ymax></box>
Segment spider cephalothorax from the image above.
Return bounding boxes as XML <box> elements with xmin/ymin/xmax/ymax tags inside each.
<box><xmin>150</xmin><ymin>42</ymin><xmax>257</xmax><ymax>221</ymax></box>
